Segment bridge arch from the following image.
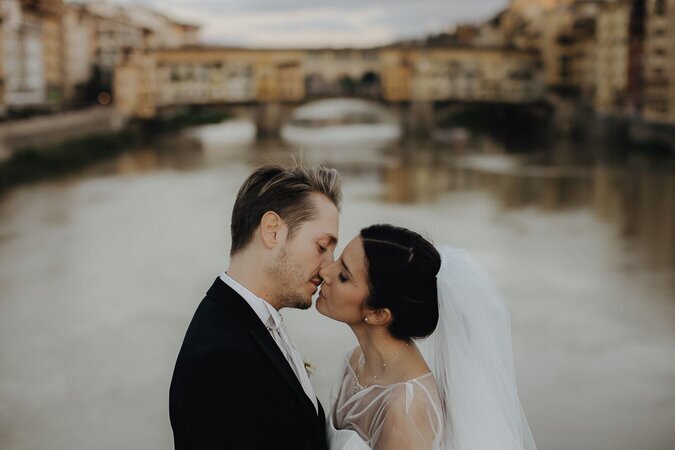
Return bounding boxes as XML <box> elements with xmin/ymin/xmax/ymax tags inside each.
<box><xmin>279</xmin><ymin>97</ymin><xmax>403</xmax><ymax>145</ymax></box>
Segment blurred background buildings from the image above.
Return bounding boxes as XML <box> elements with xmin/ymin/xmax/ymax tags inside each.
<box><xmin>0</xmin><ymin>0</ymin><xmax>199</xmax><ymax>116</ymax></box>
<box><xmin>0</xmin><ymin>0</ymin><xmax>674</xmax><ymax>127</ymax></box>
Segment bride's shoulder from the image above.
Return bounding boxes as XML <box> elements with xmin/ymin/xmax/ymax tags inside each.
<box><xmin>385</xmin><ymin>374</ymin><xmax>441</xmax><ymax>407</ymax></box>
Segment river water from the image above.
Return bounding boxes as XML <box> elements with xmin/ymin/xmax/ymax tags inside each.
<box><xmin>0</xmin><ymin>102</ymin><xmax>674</xmax><ymax>450</ymax></box>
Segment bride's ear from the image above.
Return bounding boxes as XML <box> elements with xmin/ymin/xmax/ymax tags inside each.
<box><xmin>365</xmin><ymin>308</ymin><xmax>392</xmax><ymax>326</ymax></box>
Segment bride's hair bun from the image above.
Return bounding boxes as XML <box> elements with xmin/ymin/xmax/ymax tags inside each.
<box><xmin>360</xmin><ymin>224</ymin><xmax>441</xmax><ymax>340</ymax></box>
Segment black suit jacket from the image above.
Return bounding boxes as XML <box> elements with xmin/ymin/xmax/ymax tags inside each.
<box><xmin>170</xmin><ymin>278</ymin><xmax>328</xmax><ymax>450</ymax></box>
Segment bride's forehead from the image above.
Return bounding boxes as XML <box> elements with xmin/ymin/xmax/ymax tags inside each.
<box><xmin>342</xmin><ymin>237</ymin><xmax>366</xmax><ymax>263</ymax></box>
<box><xmin>344</xmin><ymin>236</ymin><xmax>363</xmax><ymax>252</ymax></box>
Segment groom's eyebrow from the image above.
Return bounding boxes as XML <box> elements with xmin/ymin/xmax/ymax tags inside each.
<box><xmin>322</xmin><ymin>233</ymin><xmax>338</xmax><ymax>245</ymax></box>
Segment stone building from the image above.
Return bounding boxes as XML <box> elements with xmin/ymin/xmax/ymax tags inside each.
<box><xmin>642</xmin><ymin>0</ymin><xmax>675</xmax><ymax>124</ymax></box>
<box><xmin>595</xmin><ymin>0</ymin><xmax>631</xmax><ymax>112</ymax></box>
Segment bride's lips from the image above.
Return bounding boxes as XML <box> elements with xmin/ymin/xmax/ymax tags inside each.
<box><xmin>310</xmin><ymin>278</ymin><xmax>322</xmax><ymax>287</ymax></box>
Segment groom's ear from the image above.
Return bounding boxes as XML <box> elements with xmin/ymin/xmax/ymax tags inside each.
<box><xmin>260</xmin><ymin>211</ymin><xmax>284</xmax><ymax>249</ymax></box>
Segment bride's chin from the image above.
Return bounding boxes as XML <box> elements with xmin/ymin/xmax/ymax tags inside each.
<box><xmin>315</xmin><ymin>297</ymin><xmax>332</xmax><ymax>318</ymax></box>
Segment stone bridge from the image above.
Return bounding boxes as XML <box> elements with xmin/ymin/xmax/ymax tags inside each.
<box><xmin>114</xmin><ymin>46</ymin><xmax>546</xmax><ymax>136</ymax></box>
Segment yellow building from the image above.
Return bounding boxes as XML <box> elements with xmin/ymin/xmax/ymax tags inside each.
<box><xmin>115</xmin><ymin>48</ymin><xmax>308</xmax><ymax>117</ymax></box>
<box><xmin>595</xmin><ymin>0</ymin><xmax>630</xmax><ymax>112</ymax></box>
<box><xmin>114</xmin><ymin>51</ymin><xmax>157</xmax><ymax>119</ymax></box>
<box><xmin>62</xmin><ymin>3</ymin><xmax>96</xmax><ymax>102</ymax></box>
<box><xmin>253</xmin><ymin>50</ymin><xmax>304</xmax><ymax>102</ymax></box>
<box><xmin>380</xmin><ymin>49</ymin><xmax>414</xmax><ymax>101</ymax></box>
<box><xmin>41</xmin><ymin>0</ymin><xmax>65</xmax><ymax>107</ymax></box>
<box><xmin>406</xmin><ymin>47</ymin><xmax>543</xmax><ymax>103</ymax></box>
<box><xmin>0</xmin><ymin>1</ymin><xmax>6</xmax><ymax>115</ymax></box>
<box><xmin>642</xmin><ymin>0</ymin><xmax>675</xmax><ymax>124</ymax></box>
<box><xmin>303</xmin><ymin>49</ymin><xmax>380</xmax><ymax>96</ymax></box>
<box><xmin>570</xmin><ymin>20</ymin><xmax>597</xmax><ymax>101</ymax></box>
<box><xmin>540</xmin><ymin>6</ymin><xmax>582</xmax><ymax>92</ymax></box>
<box><xmin>277</xmin><ymin>62</ymin><xmax>305</xmax><ymax>101</ymax></box>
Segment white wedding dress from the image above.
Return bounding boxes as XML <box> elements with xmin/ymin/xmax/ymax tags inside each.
<box><xmin>327</xmin><ymin>348</ymin><xmax>444</xmax><ymax>450</ymax></box>
<box><xmin>326</xmin><ymin>247</ymin><xmax>537</xmax><ymax>450</ymax></box>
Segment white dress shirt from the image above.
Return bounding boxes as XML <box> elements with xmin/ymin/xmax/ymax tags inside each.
<box><xmin>220</xmin><ymin>272</ymin><xmax>318</xmax><ymax>413</ymax></box>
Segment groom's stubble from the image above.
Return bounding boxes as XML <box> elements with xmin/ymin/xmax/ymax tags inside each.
<box><xmin>266</xmin><ymin>244</ymin><xmax>313</xmax><ymax>310</ymax></box>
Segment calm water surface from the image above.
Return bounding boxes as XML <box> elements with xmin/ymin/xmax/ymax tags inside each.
<box><xmin>0</xmin><ymin>103</ymin><xmax>674</xmax><ymax>450</ymax></box>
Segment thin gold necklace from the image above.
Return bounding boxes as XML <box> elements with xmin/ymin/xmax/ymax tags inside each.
<box><xmin>355</xmin><ymin>342</ymin><xmax>409</xmax><ymax>392</ymax></box>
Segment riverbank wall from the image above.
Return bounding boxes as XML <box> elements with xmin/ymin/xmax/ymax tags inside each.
<box><xmin>0</xmin><ymin>107</ymin><xmax>232</xmax><ymax>193</ymax></box>
<box><xmin>0</xmin><ymin>107</ymin><xmax>127</xmax><ymax>161</ymax></box>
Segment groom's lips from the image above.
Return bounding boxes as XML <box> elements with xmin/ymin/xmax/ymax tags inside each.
<box><xmin>310</xmin><ymin>278</ymin><xmax>322</xmax><ymax>287</ymax></box>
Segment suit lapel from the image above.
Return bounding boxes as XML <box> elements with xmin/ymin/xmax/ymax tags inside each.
<box><xmin>207</xmin><ymin>278</ymin><xmax>320</xmax><ymax>421</ymax></box>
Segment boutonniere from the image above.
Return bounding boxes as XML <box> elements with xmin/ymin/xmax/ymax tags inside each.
<box><xmin>303</xmin><ymin>358</ymin><xmax>317</xmax><ymax>377</ymax></box>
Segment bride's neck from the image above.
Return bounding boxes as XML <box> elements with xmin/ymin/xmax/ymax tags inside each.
<box><xmin>353</xmin><ymin>326</ymin><xmax>410</xmax><ymax>375</ymax></box>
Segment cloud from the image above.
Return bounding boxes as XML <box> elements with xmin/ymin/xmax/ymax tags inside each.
<box><xmin>105</xmin><ymin>0</ymin><xmax>509</xmax><ymax>47</ymax></box>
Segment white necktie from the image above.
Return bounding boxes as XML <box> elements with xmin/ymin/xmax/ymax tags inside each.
<box><xmin>269</xmin><ymin>318</ymin><xmax>318</xmax><ymax>413</ymax></box>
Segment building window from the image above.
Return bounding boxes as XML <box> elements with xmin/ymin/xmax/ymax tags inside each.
<box><xmin>655</xmin><ymin>0</ymin><xmax>667</xmax><ymax>15</ymax></box>
<box><xmin>559</xmin><ymin>55</ymin><xmax>572</xmax><ymax>81</ymax></box>
<box><xmin>362</xmin><ymin>50</ymin><xmax>378</xmax><ymax>61</ymax></box>
<box><xmin>336</xmin><ymin>51</ymin><xmax>350</xmax><ymax>60</ymax></box>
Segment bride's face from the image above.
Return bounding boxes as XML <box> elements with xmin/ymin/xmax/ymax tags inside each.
<box><xmin>316</xmin><ymin>236</ymin><xmax>370</xmax><ymax>324</ymax></box>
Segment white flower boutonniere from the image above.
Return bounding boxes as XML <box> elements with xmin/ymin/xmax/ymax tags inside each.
<box><xmin>303</xmin><ymin>358</ymin><xmax>317</xmax><ymax>377</ymax></box>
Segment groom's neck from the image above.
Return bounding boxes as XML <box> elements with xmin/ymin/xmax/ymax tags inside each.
<box><xmin>227</xmin><ymin>254</ymin><xmax>279</xmax><ymax>308</ymax></box>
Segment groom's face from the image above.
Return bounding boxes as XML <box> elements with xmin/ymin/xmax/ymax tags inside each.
<box><xmin>270</xmin><ymin>193</ymin><xmax>339</xmax><ymax>310</ymax></box>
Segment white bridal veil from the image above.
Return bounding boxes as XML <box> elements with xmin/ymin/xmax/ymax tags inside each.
<box><xmin>417</xmin><ymin>247</ymin><xmax>537</xmax><ymax>450</ymax></box>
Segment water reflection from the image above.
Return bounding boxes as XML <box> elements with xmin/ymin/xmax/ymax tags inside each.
<box><xmin>381</xmin><ymin>157</ymin><xmax>673</xmax><ymax>268</ymax></box>
<box><xmin>91</xmin><ymin>111</ymin><xmax>675</xmax><ymax>269</ymax></box>
<box><xmin>1</xmin><ymin>100</ymin><xmax>674</xmax><ymax>450</ymax></box>
<box><xmin>383</xmin><ymin>165</ymin><xmax>450</xmax><ymax>203</ymax></box>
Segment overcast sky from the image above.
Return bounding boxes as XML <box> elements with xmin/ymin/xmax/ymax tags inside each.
<box><xmin>109</xmin><ymin>0</ymin><xmax>509</xmax><ymax>48</ymax></box>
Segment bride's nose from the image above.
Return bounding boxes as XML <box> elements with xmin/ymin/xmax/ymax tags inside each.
<box><xmin>319</xmin><ymin>266</ymin><xmax>331</xmax><ymax>285</ymax></box>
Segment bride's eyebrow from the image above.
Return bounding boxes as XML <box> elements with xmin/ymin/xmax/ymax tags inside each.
<box><xmin>340</xmin><ymin>258</ymin><xmax>353</xmax><ymax>278</ymax></box>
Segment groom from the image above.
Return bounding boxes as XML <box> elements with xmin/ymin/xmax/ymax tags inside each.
<box><xmin>169</xmin><ymin>164</ymin><xmax>341</xmax><ymax>449</ymax></box>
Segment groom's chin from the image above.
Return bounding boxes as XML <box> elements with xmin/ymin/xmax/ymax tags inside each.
<box><xmin>295</xmin><ymin>300</ymin><xmax>311</xmax><ymax>311</ymax></box>
<box><xmin>285</xmin><ymin>295</ymin><xmax>312</xmax><ymax>310</ymax></box>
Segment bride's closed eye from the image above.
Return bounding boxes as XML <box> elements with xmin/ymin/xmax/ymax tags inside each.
<box><xmin>339</xmin><ymin>258</ymin><xmax>353</xmax><ymax>283</ymax></box>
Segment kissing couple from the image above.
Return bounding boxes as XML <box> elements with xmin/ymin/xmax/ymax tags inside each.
<box><xmin>169</xmin><ymin>163</ymin><xmax>537</xmax><ymax>450</ymax></box>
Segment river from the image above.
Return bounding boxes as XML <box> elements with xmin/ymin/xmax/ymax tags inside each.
<box><xmin>0</xmin><ymin>100</ymin><xmax>673</xmax><ymax>450</ymax></box>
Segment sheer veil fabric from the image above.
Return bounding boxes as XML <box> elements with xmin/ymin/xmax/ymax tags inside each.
<box><xmin>416</xmin><ymin>247</ymin><xmax>537</xmax><ymax>450</ymax></box>
<box><xmin>327</xmin><ymin>246</ymin><xmax>536</xmax><ymax>450</ymax></box>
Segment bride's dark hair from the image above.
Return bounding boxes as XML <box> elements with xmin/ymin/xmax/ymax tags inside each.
<box><xmin>360</xmin><ymin>224</ymin><xmax>441</xmax><ymax>340</ymax></box>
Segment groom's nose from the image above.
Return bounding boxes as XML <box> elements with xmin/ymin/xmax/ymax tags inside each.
<box><xmin>320</xmin><ymin>252</ymin><xmax>335</xmax><ymax>267</ymax></box>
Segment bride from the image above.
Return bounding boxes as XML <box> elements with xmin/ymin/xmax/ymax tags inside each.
<box><xmin>316</xmin><ymin>224</ymin><xmax>537</xmax><ymax>450</ymax></box>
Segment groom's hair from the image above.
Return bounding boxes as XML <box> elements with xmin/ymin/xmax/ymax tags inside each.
<box><xmin>230</xmin><ymin>163</ymin><xmax>342</xmax><ymax>255</ymax></box>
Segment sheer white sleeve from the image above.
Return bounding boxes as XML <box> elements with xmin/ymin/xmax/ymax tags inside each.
<box><xmin>331</xmin><ymin>349</ymin><xmax>444</xmax><ymax>450</ymax></box>
<box><xmin>370</xmin><ymin>380</ymin><xmax>444</xmax><ymax>450</ymax></box>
